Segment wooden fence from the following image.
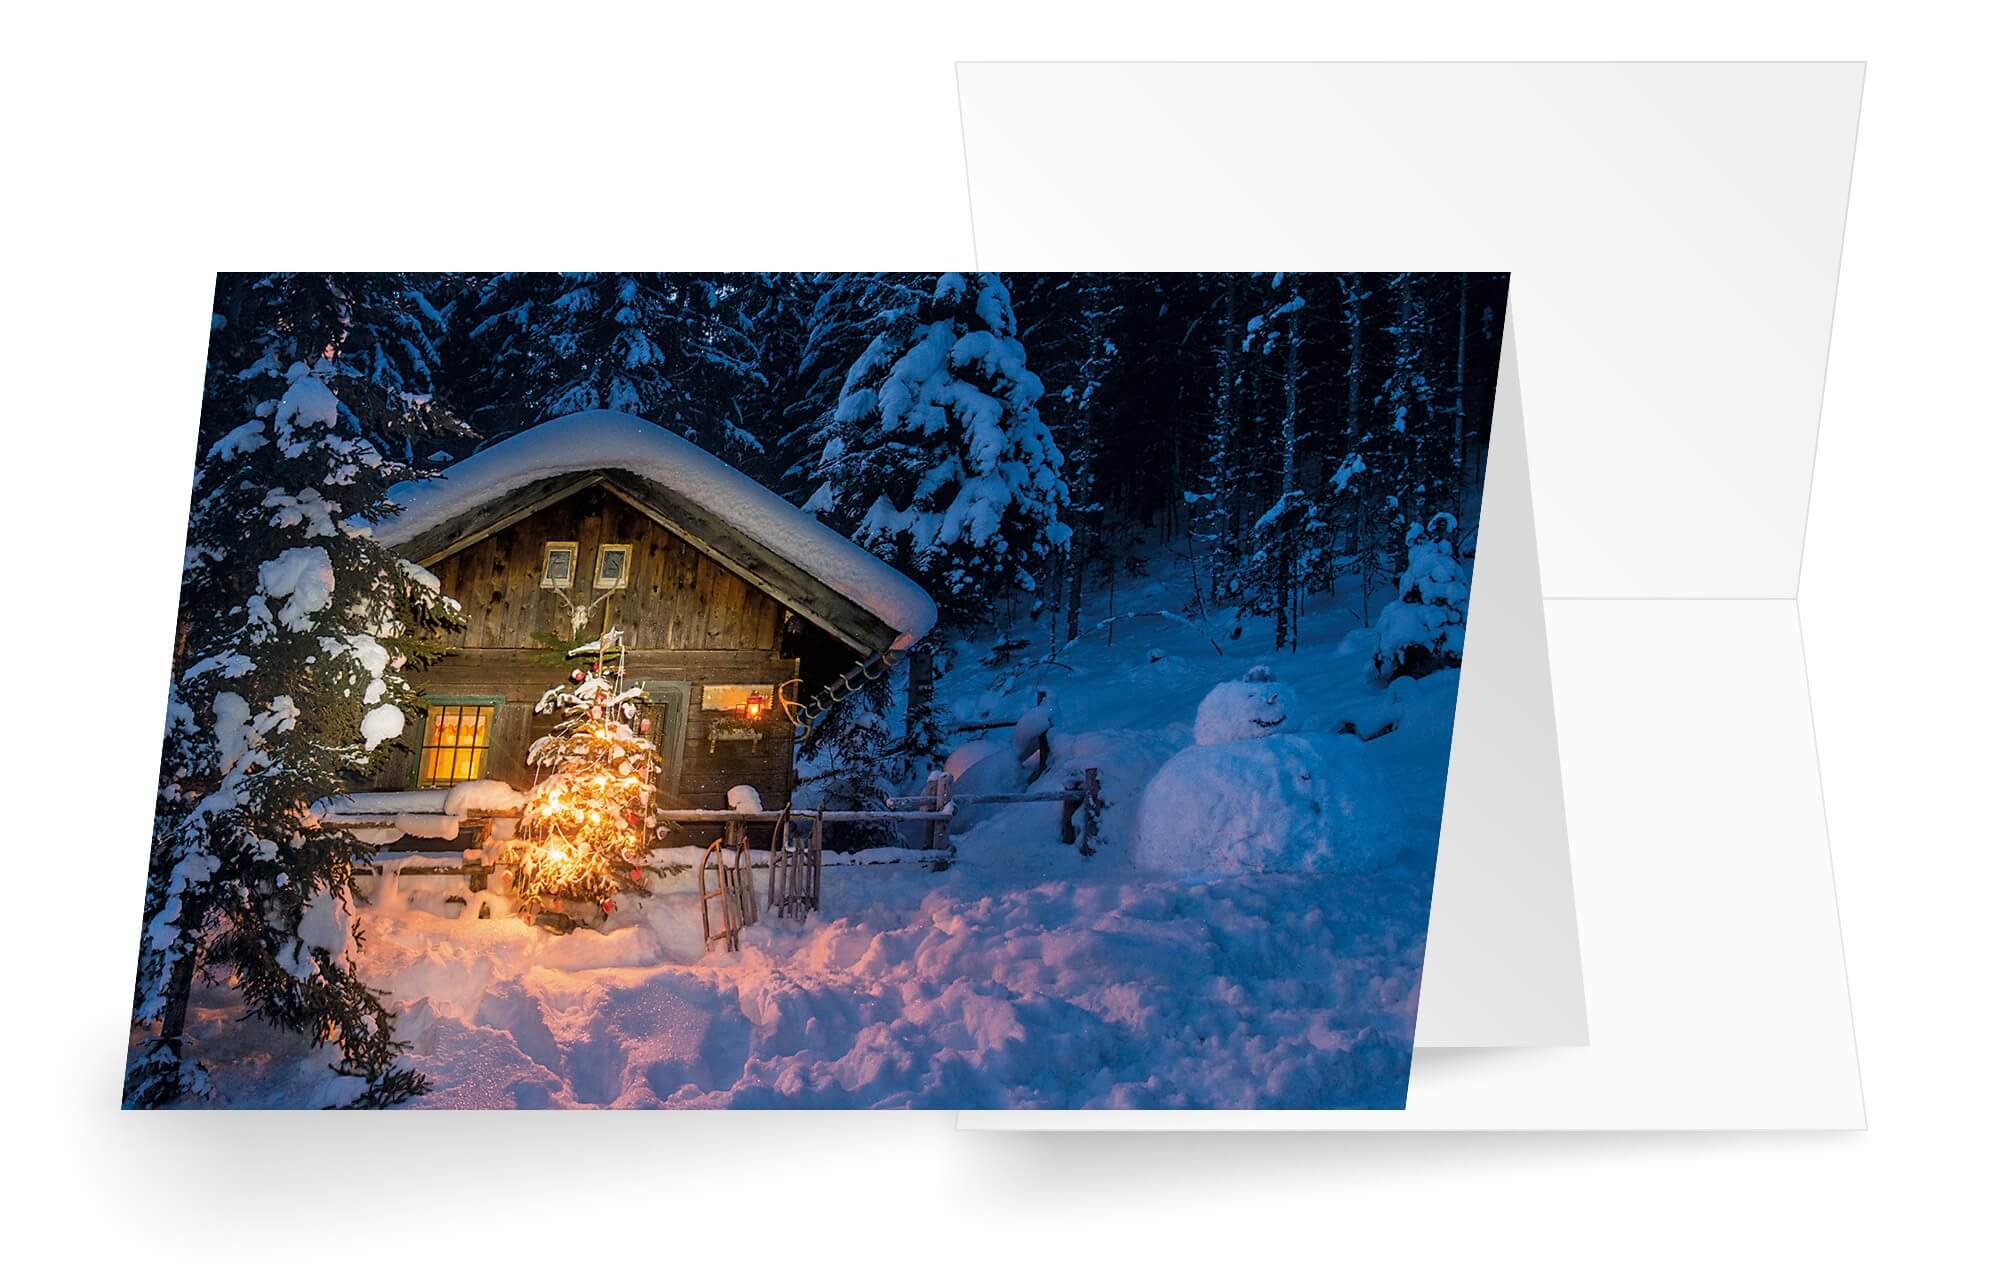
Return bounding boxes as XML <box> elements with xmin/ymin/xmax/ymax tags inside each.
<box><xmin>352</xmin><ymin>765</ymin><xmax>1104</xmax><ymax>873</ymax></box>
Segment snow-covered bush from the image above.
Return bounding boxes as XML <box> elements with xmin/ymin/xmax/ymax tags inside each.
<box><xmin>1373</xmin><ymin>513</ymin><xmax>1469</xmax><ymax>682</ymax></box>
<box><xmin>1133</xmin><ymin>734</ymin><xmax>1406</xmax><ymax>877</ymax></box>
<box><xmin>1193</xmin><ymin>668</ymin><xmax>1299</xmax><ymax>746</ymax></box>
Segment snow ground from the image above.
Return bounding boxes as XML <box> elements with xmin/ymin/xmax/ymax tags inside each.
<box><xmin>161</xmin><ymin>554</ymin><xmax>1458</xmax><ymax>1109</ymax></box>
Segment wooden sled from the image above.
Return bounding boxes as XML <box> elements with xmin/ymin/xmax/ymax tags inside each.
<box><xmin>767</xmin><ymin>805</ymin><xmax>823</xmax><ymax>921</ymax></box>
<box><xmin>697</xmin><ymin>823</ymin><xmax>760</xmax><ymax>952</ymax></box>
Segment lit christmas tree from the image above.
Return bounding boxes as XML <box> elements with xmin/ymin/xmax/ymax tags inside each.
<box><xmin>508</xmin><ymin>632</ymin><xmax>660</xmax><ymax>920</ymax></box>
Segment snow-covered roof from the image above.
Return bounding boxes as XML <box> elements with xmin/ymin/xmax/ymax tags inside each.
<box><xmin>373</xmin><ymin>411</ymin><xmax>936</xmax><ymax>652</ymax></box>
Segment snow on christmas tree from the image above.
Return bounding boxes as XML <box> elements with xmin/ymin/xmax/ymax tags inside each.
<box><xmin>506</xmin><ymin>633</ymin><xmax>659</xmax><ymax>920</ymax></box>
<box><xmin>130</xmin><ymin>361</ymin><xmax>459</xmax><ymax>1109</ymax></box>
<box><xmin>1372</xmin><ymin>512</ymin><xmax>1470</xmax><ymax>682</ymax></box>
<box><xmin>810</xmin><ymin>272</ymin><xmax>1070</xmax><ymax>622</ymax></box>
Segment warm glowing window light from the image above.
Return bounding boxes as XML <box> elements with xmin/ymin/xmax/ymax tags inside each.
<box><xmin>700</xmin><ymin>684</ymin><xmax>776</xmax><ymax>715</ymax></box>
<box><xmin>417</xmin><ymin>703</ymin><xmax>494</xmax><ymax>785</ymax></box>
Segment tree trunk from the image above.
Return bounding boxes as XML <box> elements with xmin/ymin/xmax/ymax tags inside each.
<box><xmin>1065</xmin><ymin>532</ymin><xmax>1085</xmax><ymax>644</ymax></box>
<box><xmin>1277</xmin><ymin>292</ymin><xmax>1300</xmax><ymax>650</ymax></box>
<box><xmin>1454</xmin><ymin>273</ymin><xmax>1469</xmax><ymax>515</ymax></box>
<box><xmin>1047</xmin><ymin>548</ymin><xmax>1065</xmax><ymax>658</ymax></box>
<box><xmin>157</xmin><ymin>946</ymin><xmax>198</xmax><ymax>1052</ymax></box>
<box><xmin>1342</xmin><ymin>274</ymin><xmax>1371</xmax><ymax>624</ymax></box>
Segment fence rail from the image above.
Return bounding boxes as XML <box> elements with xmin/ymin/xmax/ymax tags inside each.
<box><xmin>347</xmin><ymin>765</ymin><xmax>1103</xmax><ymax>861</ymax></box>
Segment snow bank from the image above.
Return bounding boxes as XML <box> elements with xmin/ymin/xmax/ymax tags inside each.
<box><xmin>945</xmin><ymin>745</ymin><xmax>1028</xmax><ymax>834</ymax></box>
<box><xmin>943</xmin><ymin>735</ymin><xmax>1008</xmax><ymax>783</ymax></box>
<box><xmin>373</xmin><ymin>412</ymin><xmax>937</xmax><ymax>648</ymax></box>
<box><xmin>195</xmin><ymin>860</ymin><xmax>1424</xmax><ymax>1109</ymax></box>
<box><xmin>311</xmin><ymin>781</ymin><xmax>526</xmax><ymax>846</ymax></box>
<box><xmin>1133</xmin><ymin>734</ymin><xmax>1407</xmax><ymax>877</ymax></box>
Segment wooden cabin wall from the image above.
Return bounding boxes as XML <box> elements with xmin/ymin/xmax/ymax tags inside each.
<box><xmin>372</xmin><ymin>648</ymin><xmax>800</xmax><ymax>810</ymax></box>
<box><xmin>375</xmin><ymin>486</ymin><xmax>811</xmax><ymax>810</ymax></box>
<box><xmin>426</xmin><ymin>485</ymin><xmax>785</xmax><ymax>652</ymax></box>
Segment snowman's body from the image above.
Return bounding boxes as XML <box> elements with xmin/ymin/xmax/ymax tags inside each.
<box><xmin>1135</xmin><ymin>670</ymin><xmax>1404</xmax><ymax>877</ymax></box>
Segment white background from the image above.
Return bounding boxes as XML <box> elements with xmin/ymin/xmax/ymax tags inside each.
<box><xmin>0</xmin><ymin>2</ymin><xmax>1991</xmax><ymax>1257</ymax></box>
<box><xmin>953</xmin><ymin>61</ymin><xmax>1863</xmax><ymax>1127</ymax></box>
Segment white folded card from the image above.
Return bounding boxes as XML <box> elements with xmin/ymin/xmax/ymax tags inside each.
<box><xmin>955</xmin><ymin>61</ymin><xmax>1865</xmax><ymax>1130</ymax></box>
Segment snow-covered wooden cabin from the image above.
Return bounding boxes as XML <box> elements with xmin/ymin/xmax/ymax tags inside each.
<box><xmin>363</xmin><ymin>411</ymin><xmax>935</xmax><ymax>813</ymax></box>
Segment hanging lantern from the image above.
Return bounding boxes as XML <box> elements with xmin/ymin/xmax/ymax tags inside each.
<box><xmin>742</xmin><ymin>692</ymin><xmax>768</xmax><ymax>722</ymax></box>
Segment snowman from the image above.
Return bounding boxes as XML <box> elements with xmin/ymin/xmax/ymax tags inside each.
<box><xmin>1135</xmin><ymin>666</ymin><xmax>1402</xmax><ymax>876</ymax></box>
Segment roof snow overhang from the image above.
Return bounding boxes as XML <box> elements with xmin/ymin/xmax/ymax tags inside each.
<box><xmin>391</xmin><ymin>469</ymin><xmax>903</xmax><ymax>657</ymax></box>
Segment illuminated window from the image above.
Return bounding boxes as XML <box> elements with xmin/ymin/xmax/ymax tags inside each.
<box><xmin>700</xmin><ymin>684</ymin><xmax>776</xmax><ymax>713</ymax></box>
<box><xmin>417</xmin><ymin>702</ymin><xmax>496</xmax><ymax>786</ymax></box>
<box><xmin>541</xmin><ymin>541</ymin><xmax>578</xmax><ymax>588</ymax></box>
<box><xmin>594</xmin><ymin>543</ymin><xmax>633</xmax><ymax>589</ymax></box>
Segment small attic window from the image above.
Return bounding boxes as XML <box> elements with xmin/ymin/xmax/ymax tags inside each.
<box><xmin>594</xmin><ymin>543</ymin><xmax>633</xmax><ymax>590</ymax></box>
<box><xmin>541</xmin><ymin>541</ymin><xmax>578</xmax><ymax>589</ymax></box>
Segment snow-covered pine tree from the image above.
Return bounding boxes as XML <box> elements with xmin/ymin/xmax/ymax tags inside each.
<box><xmin>793</xmin><ymin>673</ymin><xmax>904</xmax><ymax>849</ymax></box>
<box><xmin>219</xmin><ymin>273</ymin><xmax>472</xmax><ymax>464</ymax></box>
<box><xmin>1190</xmin><ymin>273</ymin><xmax>1247</xmax><ymax>620</ymax></box>
<box><xmin>811</xmin><ymin>273</ymin><xmax>1071</xmax><ymax>624</ymax></box>
<box><xmin>458</xmin><ymin>273</ymin><xmax>767</xmax><ymax>460</ymax></box>
<box><xmin>1051</xmin><ymin>277</ymin><xmax>1120</xmax><ymax>645</ymax></box>
<box><xmin>130</xmin><ymin>360</ymin><xmax>460</xmax><ymax>1109</ymax></box>
<box><xmin>1326</xmin><ymin>272</ymin><xmax>1397</xmax><ymax>624</ymax></box>
<box><xmin>508</xmin><ymin>640</ymin><xmax>658</xmax><ymax>918</ymax></box>
<box><xmin>1372</xmin><ymin>511</ymin><xmax>1470</xmax><ymax>682</ymax></box>
<box><xmin>1234</xmin><ymin>275</ymin><xmax>1329</xmax><ymax>649</ymax></box>
<box><xmin>782</xmin><ymin>273</ymin><xmax>926</xmax><ymax>506</ymax></box>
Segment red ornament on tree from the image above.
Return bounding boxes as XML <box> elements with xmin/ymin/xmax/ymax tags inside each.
<box><xmin>599</xmin><ymin>899</ymin><xmax>617</xmax><ymax>915</ymax></box>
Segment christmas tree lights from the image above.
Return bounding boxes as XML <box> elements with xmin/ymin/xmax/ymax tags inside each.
<box><xmin>508</xmin><ymin>630</ymin><xmax>658</xmax><ymax>917</ymax></box>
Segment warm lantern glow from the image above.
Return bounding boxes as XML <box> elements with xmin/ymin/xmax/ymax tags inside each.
<box><xmin>743</xmin><ymin>692</ymin><xmax>768</xmax><ymax>721</ymax></box>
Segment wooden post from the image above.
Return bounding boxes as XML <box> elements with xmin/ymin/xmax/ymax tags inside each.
<box><xmin>926</xmin><ymin>773</ymin><xmax>951</xmax><ymax>851</ymax></box>
<box><xmin>1088</xmin><ymin>772</ymin><xmax>1104</xmax><ymax>860</ymax></box>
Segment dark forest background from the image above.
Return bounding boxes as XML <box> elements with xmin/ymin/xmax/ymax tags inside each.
<box><xmin>197</xmin><ymin>272</ymin><xmax>1508</xmax><ymax>649</ymax></box>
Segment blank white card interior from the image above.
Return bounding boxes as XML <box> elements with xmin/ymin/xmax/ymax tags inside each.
<box><xmin>954</xmin><ymin>62</ymin><xmax>1864</xmax><ymax>1129</ymax></box>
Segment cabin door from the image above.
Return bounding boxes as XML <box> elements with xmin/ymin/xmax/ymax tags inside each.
<box><xmin>636</xmin><ymin>682</ymin><xmax>689</xmax><ymax>807</ymax></box>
